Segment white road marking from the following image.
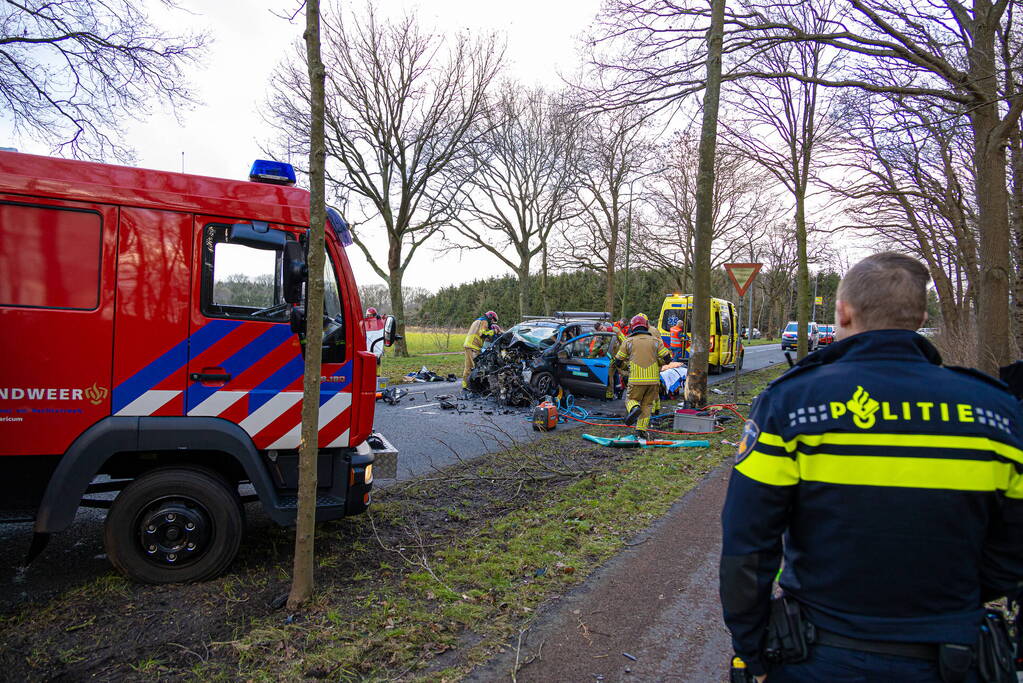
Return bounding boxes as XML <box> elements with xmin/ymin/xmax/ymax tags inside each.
<box><xmin>405</xmin><ymin>402</ymin><xmax>440</xmax><ymax>410</ymax></box>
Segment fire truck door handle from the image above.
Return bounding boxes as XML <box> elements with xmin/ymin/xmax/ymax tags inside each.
<box><xmin>190</xmin><ymin>372</ymin><xmax>231</xmax><ymax>383</ymax></box>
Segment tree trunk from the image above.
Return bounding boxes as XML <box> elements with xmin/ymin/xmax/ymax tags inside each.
<box><xmin>969</xmin><ymin>3</ymin><xmax>1013</xmax><ymax>374</ymax></box>
<box><xmin>795</xmin><ymin>193</ymin><xmax>810</xmax><ymax>359</ymax></box>
<box><xmin>684</xmin><ymin>0</ymin><xmax>725</xmax><ymax>408</ymax></box>
<box><xmin>288</xmin><ymin>0</ymin><xmax>326</xmax><ymax>610</ymax></box>
<box><xmin>541</xmin><ymin>243</ymin><xmax>551</xmax><ymax>316</ymax></box>
<box><xmin>606</xmin><ymin>234</ymin><xmax>617</xmax><ymax>318</ymax></box>
<box><xmin>1008</xmin><ymin>126</ymin><xmax>1023</xmax><ymax>356</ymax></box>
<box><xmin>517</xmin><ymin>262</ymin><xmax>531</xmax><ymax>319</ymax></box>
<box><xmin>388</xmin><ymin>265</ymin><xmax>408</xmax><ymax>356</ymax></box>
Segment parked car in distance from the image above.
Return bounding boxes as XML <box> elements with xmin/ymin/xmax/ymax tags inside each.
<box><xmin>781</xmin><ymin>321</ymin><xmax>819</xmax><ymax>352</ymax></box>
<box><xmin>818</xmin><ymin>324</ymin><xmax>835</xmax><ymax>345</ymax></box>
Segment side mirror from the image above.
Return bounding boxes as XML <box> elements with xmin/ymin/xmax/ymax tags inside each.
<box><xmin>290</xmin><ymin>305</ymin><xmax>306</xmax><ymax>335</ymax></box>
<box><xmin>229</xmin><ymin>222</ymin><xmax>287</xmax><ymax>250</ymax></box>
<box><xmin>382</xmin><ymin>315</ymin><xmax>397</xmax><ymax>347</ymax></box>
<box><xmin>283</xmin><ymin>241</ymin><xmax>306</xmax><ymax>304</ymax></box>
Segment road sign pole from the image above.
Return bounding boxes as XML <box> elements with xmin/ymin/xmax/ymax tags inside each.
<box><xmin>733</xmin><ymin>292</ymin><xmax>742</xmax><ymax>403</ymax></box>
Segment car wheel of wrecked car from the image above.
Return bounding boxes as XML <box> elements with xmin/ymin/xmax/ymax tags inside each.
<box><xmin>530</xmin><ymin>371</ymin><xmax>558</xmax><ymax>398</ymax></box>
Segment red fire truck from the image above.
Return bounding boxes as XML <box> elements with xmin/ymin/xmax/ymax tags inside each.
<box><xmin>0</xmin><ymin>151</ymin><xmax>398</xmax><ymax>583</ymax></box>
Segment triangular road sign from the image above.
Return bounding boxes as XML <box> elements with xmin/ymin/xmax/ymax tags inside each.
<box><xmin>724</xmin><ymin>263</ymin><xmax>762</xmax><ymax>297</ymax></box>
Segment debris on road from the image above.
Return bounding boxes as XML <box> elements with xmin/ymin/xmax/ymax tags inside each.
<box><xmin>403</xmin><ymin>366</ymin><xmax>455</xmax><ymax>383</ymax></box>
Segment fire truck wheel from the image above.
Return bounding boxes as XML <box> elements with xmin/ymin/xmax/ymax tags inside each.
<box><xmin>104</xmin><ymin>467</ymin><xmax>244</xmax><ymax>584</ymax></box>
<box><xmin>530</xmin><ymin>371</ymin><xmax>558</xmax><ymax>398</ymax></box>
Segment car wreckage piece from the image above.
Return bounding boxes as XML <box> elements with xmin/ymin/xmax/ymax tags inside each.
<box><xmin>466</xmin><ymin>334</ymin><xmax>542</xmax><ymax>406</ymax></box>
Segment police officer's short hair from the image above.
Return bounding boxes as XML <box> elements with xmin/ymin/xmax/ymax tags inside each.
<box><xmin>837</xmin><ymin>252</ymin><xmax>930</xmax><ymax>330</ymax></box>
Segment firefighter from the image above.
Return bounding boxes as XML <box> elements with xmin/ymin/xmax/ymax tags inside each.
<box><xmin>614</xmin><ymin>313</ymin><xmax>672</xmax><ymax>438</ymax></box>
<box><xmin>669</xmin><ymin>320</ymin><xmax>685</xmax><ymax>361</ymax></box>
<box><xmin>462</xmin><ymin>311</ymin><xmax>500</xmax><ymax>390</ymax></box>
<box><xmin>720</xmin><ymin>252</ymin><xmax>1023</xmax><ymax>682</ymax></box>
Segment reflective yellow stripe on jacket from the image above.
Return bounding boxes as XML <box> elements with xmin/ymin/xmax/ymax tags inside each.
<box><xmin>464</xmin><ymin>319</ymin><xmax>493</xmax><ymax>351</ymax></box>
<box><xmin>736</xmin><ymin>431</ymin><xmax>1023</xmax><ymax>498</ymax></box>
<box><xmin>614</xmin><ymin>335</ymin><xmax>671</xmax><ymax>385</ymax></box>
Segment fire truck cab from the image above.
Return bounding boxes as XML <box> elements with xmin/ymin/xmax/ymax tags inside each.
<box><xmin>0</xmin><ymin>151</ymin><xmax>397</xmax><ymax>583</ymax></box>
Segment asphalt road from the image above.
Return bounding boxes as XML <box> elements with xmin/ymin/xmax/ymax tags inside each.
<box><xmin>0</xmin><ymin>344</ymin><xmax>784</xmax><ymax>610</ymax></box>
<box><xmin>373</xmin><ymin>342</ymin><xmax>785</xmax><ymax>481</ymax></box>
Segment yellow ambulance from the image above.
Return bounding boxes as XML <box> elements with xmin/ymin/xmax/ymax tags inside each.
<box><xmin>656</xmin><ymin>294</ymin><xmax>744</xmax><ymax>374</ymax></box>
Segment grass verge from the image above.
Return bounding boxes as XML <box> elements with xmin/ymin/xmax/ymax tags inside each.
<box><xmin>0</xmin><ymin>364</ymin><xmax>786</xmax><ymax>682</ymax></box>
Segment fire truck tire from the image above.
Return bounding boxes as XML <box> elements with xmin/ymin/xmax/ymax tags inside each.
<box><xmin>530</xmin><ymin>371</ymin><xmax>558</xmax><ymax>398</ymax></box>
<box><xmin>104</xmin><ymin>467</ymin><xmax>244</xmax><ymax>584</ymax></box>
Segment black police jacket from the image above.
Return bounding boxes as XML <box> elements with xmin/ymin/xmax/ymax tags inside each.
<box><xmin>719</xmin><ymin>329</ymin><xmax>1023</xmax><ymax>676</ymax></box>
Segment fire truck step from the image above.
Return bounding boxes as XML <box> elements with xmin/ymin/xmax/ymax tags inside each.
<box><xmin>275</xmin><ymin>495</ymin><xmax>345</xmax><ymax>510</ymax></box>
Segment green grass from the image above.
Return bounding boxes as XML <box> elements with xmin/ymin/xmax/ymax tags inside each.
<box><xmin>745</xmin><ymin>338</ymin><xmax>780</xmax><ymax>346</ymax></box>
<box><xmin>378</xmin><ymin>352</ymin><xmax>463</xmax><ymax>386</ymax></box>
<box><xmin>376</xmin><ymin>328</ymin><xmax>464</xmax><ymax>385</ymax></box>
<box><xmin>402</xmin><ymin>329</ymin><xmax>463</xmax><ymax>354</ymax></box>
<box><xmin>213</xmin><ymin>364</ymin><xmax>788</xmax><ymax>681</ymax></box>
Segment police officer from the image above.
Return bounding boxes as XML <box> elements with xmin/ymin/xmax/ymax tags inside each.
<box><xmin>615</xmin><ymin>313</ymin><xmax>672</xmax><ymax>438</ymax></box>
<box><xmin>462</xmin><ymin>311</ymin><xmax>500</xmax><ymax>390</ymax></box>
<box><xmin>720</xmin><ymin>252</ymin><xmax>1023</xmax><ymax>682</ymax></box>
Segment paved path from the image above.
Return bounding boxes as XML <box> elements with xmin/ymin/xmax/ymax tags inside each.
<box><xmin>470</xmin><ymin>465</ymin><xmax>735</xmax><ymax>682</ymax></box>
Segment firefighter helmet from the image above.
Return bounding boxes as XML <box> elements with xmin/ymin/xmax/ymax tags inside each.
<box><xmin>630</xmin><ymin>313</ymin><xmax>649</xmax><ymax>329</ymax></box>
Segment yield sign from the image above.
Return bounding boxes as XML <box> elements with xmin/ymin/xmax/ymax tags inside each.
<box><xmin>724</xmin><ymin>263</ymin><xmax>762</xmax><ymax>297</ymax></box>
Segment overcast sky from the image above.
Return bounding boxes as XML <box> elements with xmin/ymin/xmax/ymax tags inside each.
<box><xmin>2</xmin><ymin>0</ymin><xmax>604</xmax><ymax>292</ymax></box>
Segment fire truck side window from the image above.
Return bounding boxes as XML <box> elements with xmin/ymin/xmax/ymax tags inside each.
<box><xmin>202</xmin><ymin>224</ymin><xmax>286</xmax><ymax>320</ymax></box>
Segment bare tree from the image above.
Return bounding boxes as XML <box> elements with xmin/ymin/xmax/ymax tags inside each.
<box><xmin>554</xmin><ymin>108</ymin><xmax>652</xmax><ymax>318</ymax></box>
<box><xmin>720</xmin><ymin>3</ymin><xmax>843</xmax><ymax>359</ymax></box>
<box><xmin>640</xmin><ymin>129</ymin><xmax>778</xmax><ymax>292</ymax></box>
<box><xmin>267</xmin><ymin>3</ymin><xmax>503</xmax><ymax>356</ymax></box>
<box><xmin>830</xmin><ymin>92</ymin><xmax>980</xmax><ymax>344</ymax></box>
<box><xmin>589</xmin><ymin>0</ymin><xmax>1023</xmax><ymax>373</ymax></box>
<box><xmin>0</xmin><ymin>0</ymin><xmax>206</xmax><ymax>161</ymax></box>
<box><xmin>444</xmin><ymin>83</ymin><xmax>580</xmax><ymax>318</ymax></box>
<box><xmin>289</xmin><ymin>0</ymin><xmax>327</xmax><ymax>609</ymax></box>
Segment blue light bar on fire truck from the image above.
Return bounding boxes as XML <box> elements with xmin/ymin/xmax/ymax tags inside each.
<box><xmin>248</xmin><ymin>159</ymin><xmax>297</xmax><ymax>186</ymax></box>
<box><xmin>326</xmin><ymin>206</ymin><xmax>354</xmax><ymax>247</ymax></box>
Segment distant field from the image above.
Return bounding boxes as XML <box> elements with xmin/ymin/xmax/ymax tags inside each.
<box><xmin>402</xmin><ymin>328</ymin><xmax>463</xmax><ymax>354</ymax></box>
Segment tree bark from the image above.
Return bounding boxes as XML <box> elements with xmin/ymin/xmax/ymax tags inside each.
<box><xmin>795</xmin><ymin>193</ymin><xmax>810</xmax><ymax>359</ymax></box>
<box><xmin>969</xmin><ymin>0</ymin><xmax>1013</xmax><ymax>374</ymax></box>
<box><xmin>1008</xmin><ymin>125</ymin><xmax>1023</xmax><ymax>356</ymax></box>
<box><xmin>541</xmin><ymin>244</ymin><xmax>551</xmax><ymax>316</ymax></box>
<box><xmin>388</xmin><ymin>262</ymin><xmax>408</xmax><ymax>357</ymax></box>
<box><xmin>288</xmin><ymin>0</ymin><xmax>326</xmax><ymax>610</ymax></box>
<box><xmin>685</xmin><ymin>0</ymin><xmax>725</xmax><ymax>408</ymax></box>
<box><xmin>518</xmin><ymin>262</ymin><xmax>531</xmax><ymax>318</ymax></box>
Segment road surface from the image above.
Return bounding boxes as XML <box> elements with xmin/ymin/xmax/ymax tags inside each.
<box><xmin>373</xmin><ymin>342</ymin><xmax>785</xmax><ymax>480</ymax></box>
